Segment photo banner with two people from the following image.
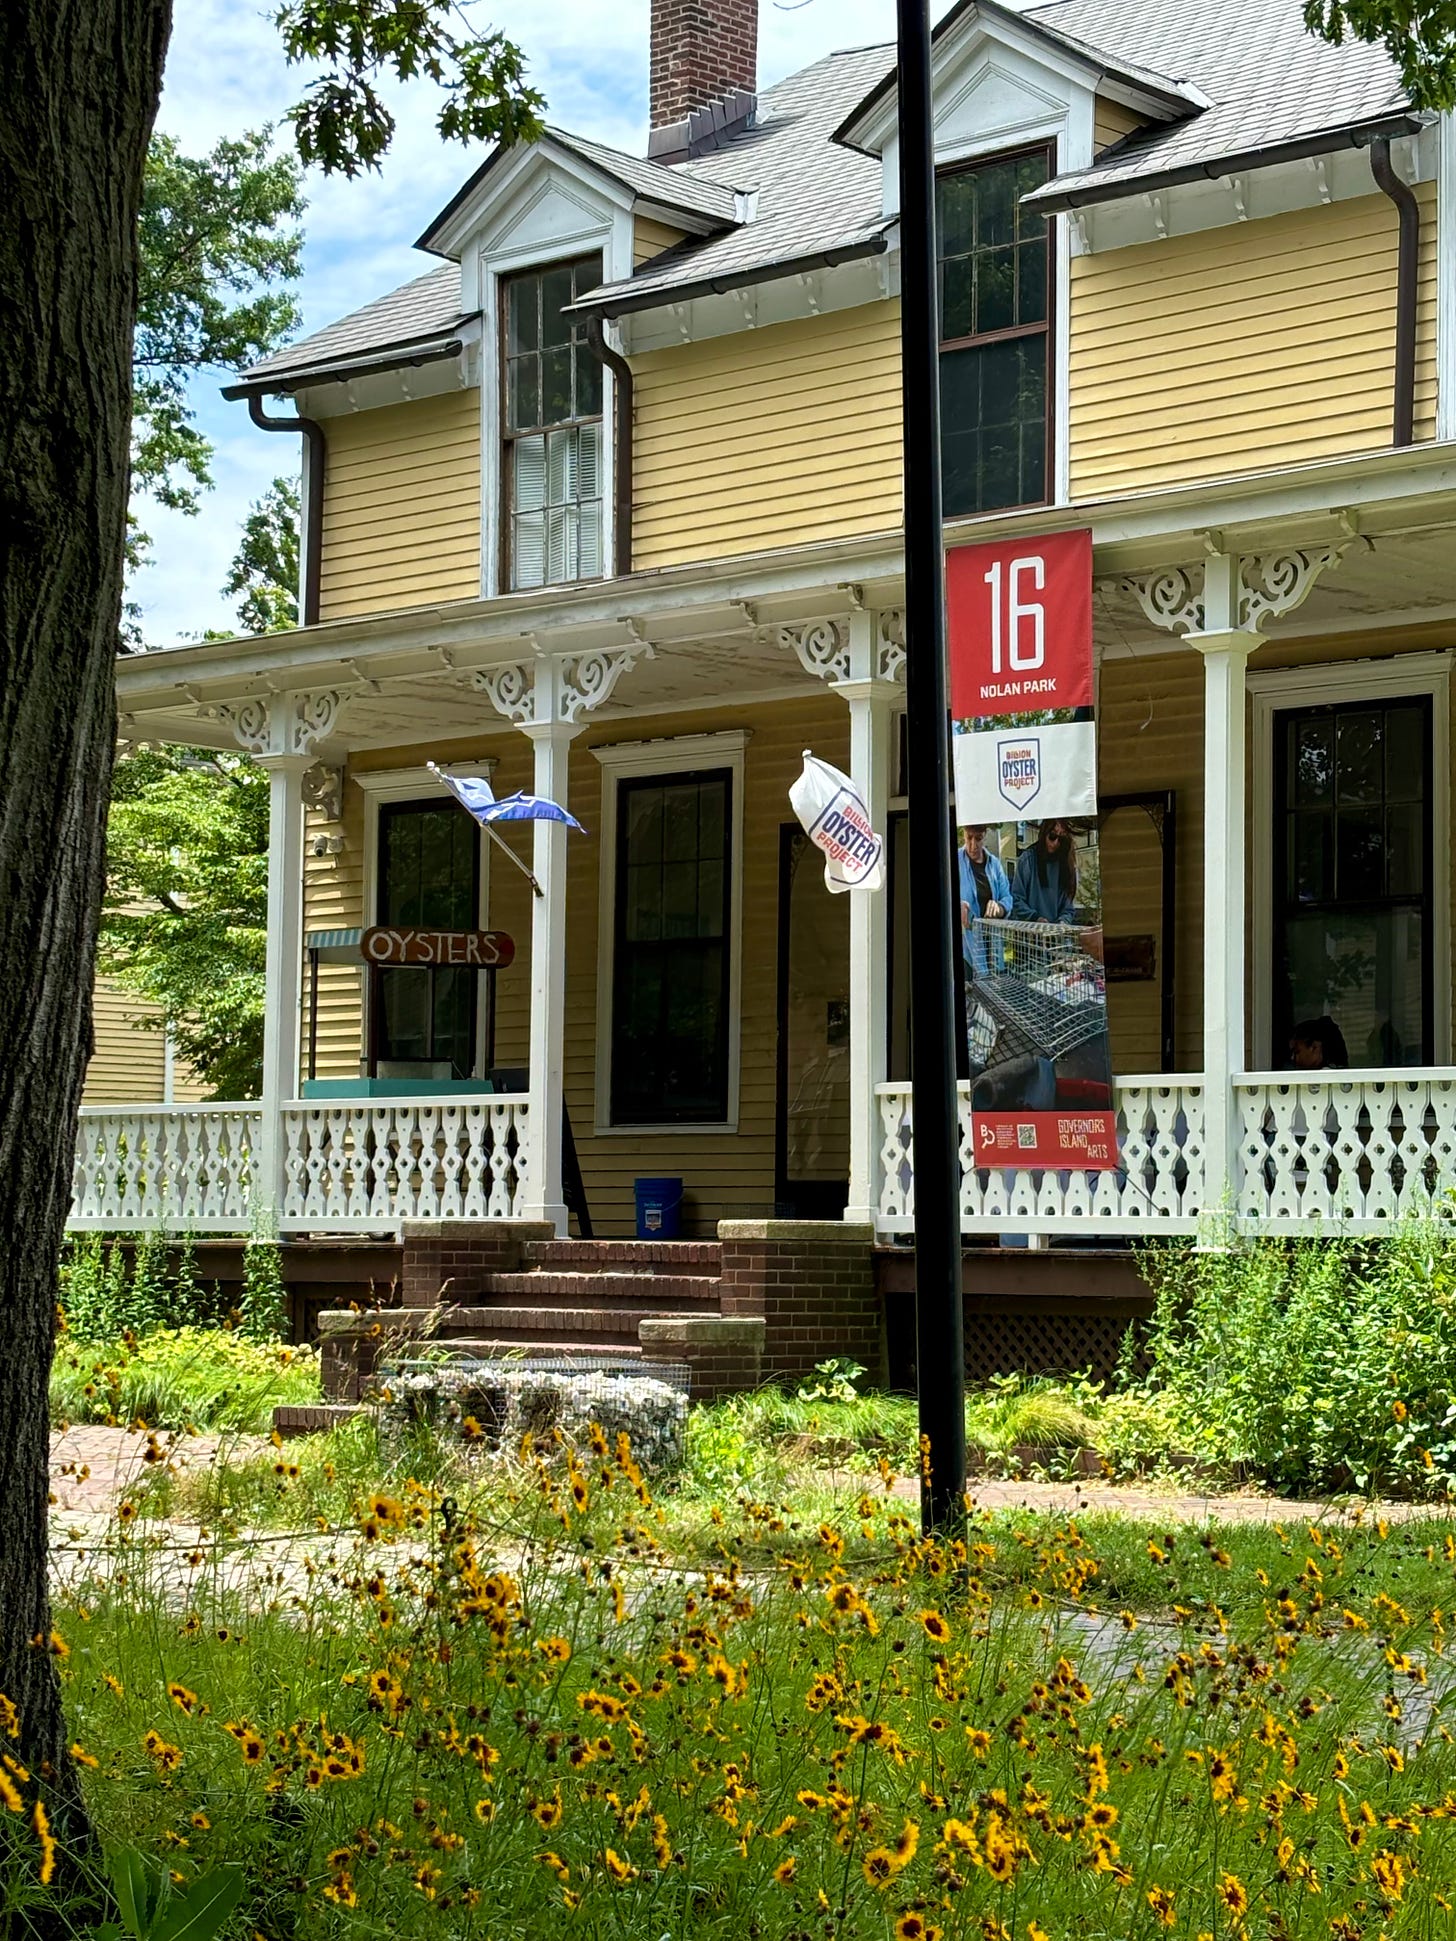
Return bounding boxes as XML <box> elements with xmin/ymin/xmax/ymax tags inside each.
<box><xmin>947</xmin><ymin>528</ymin><xmax>1117</xmax><ymax>1172</ymax></box>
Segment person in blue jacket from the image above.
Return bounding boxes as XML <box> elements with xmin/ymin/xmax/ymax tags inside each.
<box><xmin>1010</xmin><ymin>819</ymin><xmax>1078</xmax><ymax>924</ymax></box>
<box><xmin>959</xmin><ymin>824</ymin><xmax>1012</xmax><ymax>976</ymax></box>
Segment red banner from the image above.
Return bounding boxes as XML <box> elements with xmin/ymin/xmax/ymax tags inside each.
<box><xmin>948</xmin><ymin>528</ymin><xmax>1093</xmax><ymax>718</ymax></box>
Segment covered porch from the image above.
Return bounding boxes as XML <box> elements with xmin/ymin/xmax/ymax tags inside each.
<box><xmin>78</xmin><ymin>449</ymin><xmax>1456</xmax><ymax>1246</ymax></box>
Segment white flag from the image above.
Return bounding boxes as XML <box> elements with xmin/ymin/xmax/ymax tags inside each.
<box><xmin>789</xmin><ymin>752</ymin><xmax>885</xmax><ymax>894</ymax></box>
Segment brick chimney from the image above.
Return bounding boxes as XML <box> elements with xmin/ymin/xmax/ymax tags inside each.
<box><xmin>650</xmin><ymin>0</ymin><xmax>758</xmax><ymax>131</ymax></box>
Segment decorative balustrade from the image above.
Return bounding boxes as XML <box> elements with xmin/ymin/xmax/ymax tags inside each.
<box><xmin>1235</xmin><ymin>1069</ymin><xmax>1456</xmax><ymax>1232</ymax></box>
<box><xmin>71</xmin><ymin>1107</ymin><xmax>261</xmax><ymax>1231</ymax></box>
<box><xmin>279</xmin><ymin>1095</ymin><xmax>530</xmax><ymax>1231</ymax></box>
<box><xmin>876</xmin><ymin>1077</ymin><xmax>1206</xmax><ymax>1236</ymax></box>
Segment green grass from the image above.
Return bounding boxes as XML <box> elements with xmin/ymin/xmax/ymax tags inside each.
<box><xmin>12</xmin><ymin>1432</ymin><xmax>1456</xmax><ymax>1936</ymax></box>
<box><xmin>50</xmin><ymin>1325</ymin><xmax>322</xmax><ymax>1435</ymax></box>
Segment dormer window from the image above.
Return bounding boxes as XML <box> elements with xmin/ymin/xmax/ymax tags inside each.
<box><xmin>502</xmin><ymin>254</ymin><xmax>604</xmax><ymax>590</ymax></box>
<box><xmin>936</xmin><ymin>146</ymin><xmax>1052</xmax><ymax>516</ymax></box>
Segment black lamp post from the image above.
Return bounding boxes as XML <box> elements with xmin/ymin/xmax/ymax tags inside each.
<box><xmin>895</xmin><ymin>0</ymin><xmax>967</xmax><ymax>1531</ymax></box>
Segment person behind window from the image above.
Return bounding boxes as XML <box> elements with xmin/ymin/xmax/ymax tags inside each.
<box><xmin>959</xmin><ymin>824</ymin><xmax>1011</xmax><ymax>977</ymax></box>
<box><xmin>1011</xmin><ymin>819</ymin><xmax>1077</xmax><ymax>924</ymax></box>
<box><xmin>1288</xmin><ymin>1016</ymin><xmax>1350</xmax><ymax>1070</ymax></box>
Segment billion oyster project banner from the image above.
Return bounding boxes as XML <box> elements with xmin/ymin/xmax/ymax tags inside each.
<box><xmin>946</xmin><ymin>529</ymin><xmax>1117</xmax><ymax>1173</ymax></box>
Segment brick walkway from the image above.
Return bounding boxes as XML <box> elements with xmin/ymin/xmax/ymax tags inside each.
<box><xmin>50</xmin><ymin>1424</ymin><xmax>268</xmax><ymax>1521</ymax></box>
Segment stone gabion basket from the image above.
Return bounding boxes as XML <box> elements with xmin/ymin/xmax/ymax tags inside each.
<box><xmin>380</xmin><ymin>1355</ymin><xmax>690</xmax><ymax>1473</ymax></box>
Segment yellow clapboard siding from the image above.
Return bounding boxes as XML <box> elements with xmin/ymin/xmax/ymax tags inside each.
<box><xmin>84</xmin><ymin>981</ymin><xmax>208</xmax><ymax>1105</ymax></box>
<box><xmin>1098</xmin><ymin>653</ymin><xmax>1205</xmax><ymax>1072</ymax></box>
<box><xmin>631</xmin><ymin>303</ymin><xmax>904</xmax><ymax>567</ymax></box>
<box><xmin>634</xmin><ymin>215</ymin><xmax>688</xmax><ymax>266</ymax></box>
<box><xmin>1093</xmin><ymin>96</ymin><xmax>1144</xmax><ymax>153</ymax></box>
<box><xmin>301</xmin><ymin>782</ymin><xmax>368</xmax><ymax>1082</ymax></box>
<box><xmin>1069</xmin><ymin>185</ymin><xmax>1437</xmax><ymax>496</ymax></box>
<box><xmin>319</xmin><ymin>389</ymin><xmax>481</xmax><ymax>621</ymax></box>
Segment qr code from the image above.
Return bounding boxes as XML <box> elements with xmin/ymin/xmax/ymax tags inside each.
<box><xmin>1016</xmin><ymin>1124</ymin><xmax>1037</xmax><ymax>1149</ymax></box>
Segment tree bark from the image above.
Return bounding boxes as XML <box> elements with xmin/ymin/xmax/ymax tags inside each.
<box><xmin>0</xmin><ymin>0</ymin><xmax>172</xmax><ymax>1873</ymax></box>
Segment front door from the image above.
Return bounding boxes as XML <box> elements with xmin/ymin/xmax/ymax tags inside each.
<box><xmin>1272</xmin><ymin>695</ymin><xmax>1433</xmax><ymax>1068</ymax></box>
<box><xmin>775</xmin><ymin>825</ymin><xmax>850</xmax><ymax>1218</ymax></box>
<box><xmin>372</xmin><ymin>800</ymin><xmax>481</xmax><ymax>1079</ymax></box>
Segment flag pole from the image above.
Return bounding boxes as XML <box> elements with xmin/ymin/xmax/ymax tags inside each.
<box><xmin>896</xmin><ymin>0</ymin><xmax>967</xmax><ymax>1531</ymax></box>
<box><xmin>427</xmin><ymin>761</ymin><xmax>545</xmax><ymax>896</ymax></box>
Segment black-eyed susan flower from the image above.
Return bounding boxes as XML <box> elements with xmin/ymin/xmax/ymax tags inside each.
<box><xmin>919</xmin><ymin>1610</ymin><xmax>950</xmax><ymax>1643</ymax></box>
<box><xmin>1218</xmin><ymin>1872</ymin><xmax>1249</xmax><ymax>1918</ymax></box>
<box><xmin>772</xmin><ymin>1856</ymin><xmax>796</xmax><ymax>1884</ymax></box>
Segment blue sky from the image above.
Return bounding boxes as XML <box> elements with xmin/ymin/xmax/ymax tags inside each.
<box><xmin>138</xmin><ymin>0</ymin><xmax>907</xmax><ymax>643</ymax></box>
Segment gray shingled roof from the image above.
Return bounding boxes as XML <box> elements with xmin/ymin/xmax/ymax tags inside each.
<box><xmin>238</xmin><ymin>265</ymin><xmax>465</xmax><ymax>391</ymax></box>
<box><xmin>571</xmin><ymin>44</ymin><xmax>893</xmax><ymax>318</ymax></box>
<box><xmin>1019</xmin><ymin>0</ymin><xmax>1418</xmax><ymax>208</ymax></box>
<box><xmin>234</xmin><ymin>0</ymin><xmax>1422</xmax><ymax>386</ymax></box>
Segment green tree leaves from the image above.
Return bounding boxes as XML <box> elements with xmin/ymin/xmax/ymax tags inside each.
<box><xmin>101</xmin><ymin>748</ymin><xmax>269</xmax><ymax>1099</ymax></box>
<box><xmin>133</xmin><ymin>130</ymin><xmax>304</xmax><ymax>544</ymax></box>
<box><xmin>222</xmin><ymin>475</ymin><xmax>301</xmax><ymax>635</ymax></box>
<box><xmin>1304</xmin><ymin>1</ymin><xmax>1456</xmax><ymax>110</ymax></box>
<box><xmin>275</xmin><ymin>0</ymin><xmax>544</xmax><ymax>177</ymax></box>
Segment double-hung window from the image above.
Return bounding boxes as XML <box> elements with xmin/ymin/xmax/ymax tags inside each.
<box><xmin>610</xmin><ymin>770</ymin><xmax>733</xmax><ymax>1125</ymax></box>
<box><xmin>936</xmin><ymin>146</ymin><xmax>1052</xmax><ymax>517</ymax></box>
<box><xmin>502</xmin><ymin>254</ymin><xmax>603</xmax><ymax>591</ymax></box>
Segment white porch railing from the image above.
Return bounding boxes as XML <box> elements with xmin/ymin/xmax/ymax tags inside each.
<box><xmin>877</xmin><ymin>1077</ymin><xmax>1206</xmax><ymax>1236</ymax></box>
<box><xmin>68</xmin><ymin>1095</ymin><xmax>530</xmax><ymax>1235</ymax></box>
<box><xmin>876</xmin><ymin>1068</ymin><xmax>1456</xmax><ymax>1237</ymax></box>
<box><xmin>279</xmin><ymin>1095</ymin><xmax>530</xmax><ymax>1232</ymax></box>
<box><xmin>71</xmin><ymin>1106</ymin><xmax>262</xmax><ymax>1232</ymax></box>
<box><xmin>1235</xmin><ymin>1069</ymin><xmax>1456</xmax><ymax>1233</ymax></box>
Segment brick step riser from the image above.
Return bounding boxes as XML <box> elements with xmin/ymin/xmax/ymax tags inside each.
<box><xmin>479</xmin><ymin>1271</ymin><xmax>724</xmax><ymax>1307</ymax></box>
<box><xmin>429</xmin><ymin>1304</ymin><xmax>687</xmax><ymax>1342</ymax></box>
<box><xmin>522</xmin><ymin>1240</ymin><xmax>722</xmax><ymax>1276</ymax></box>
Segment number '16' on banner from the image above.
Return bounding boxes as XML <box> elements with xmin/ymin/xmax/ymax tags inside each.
<box><xmin>947</xmin><ymin>528</ymin><xmax>1094</xmax><ymax>822</ymax></box>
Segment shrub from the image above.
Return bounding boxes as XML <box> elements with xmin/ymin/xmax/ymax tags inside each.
<box><xmin>59</xmin><ymin>1233</ymin><xmax>226</xmax><ymax>1337</ymax></box>
<box><xmin>1135</xmin><ymin>1221</ymin><xmax>1456</xmax><ymax>1495</ymax></box>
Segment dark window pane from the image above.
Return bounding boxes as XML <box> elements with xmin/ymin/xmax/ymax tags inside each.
<box><xmin>377</xmin><ymin>803</ymin><xmax>479</xmax><ymax>1075</ymax></box>
<box><xmin>937</xmin><ymin>173</ymin><xmax>976</xmax><ymax>257</ymax></box>
<box><xmin>1387</xmin><ymin>803</ymin><xmax>1424</xmax><ymax>895</ymax></box>
<box><xmin>977</xmin><ymin>162</ymin><xmax>1014</xmax><ymax>246</ymax></box>
<box><xmin>1336</xmin><ymin>810</ymin><xmax>1385</xmax><ymax>901</ymax></box>
<box><xmin>1014</xmin><ymin>152</ymin><xmax>1050</xmax><ymax>227</ymax></box>
<box><xmin>1385</xmin><ymin>706</ymin><xmax>1426</xmax><ymax>802</ymax></box>
<box><xmin>541</xmin><ymin>263</ymin><xmax>575</xmax><ymax>346</ymax></box>
<box><xmin>1017</xmin><ymin>237</ymin><xmax>1047</xmax><ymax>325</ymax></box>
<box><xmin>940</xmin><ymin>256</ymin><xmax>973</xmax><ymax>340</ymax></box>
<box><xmin>1291</xmin><ymin>811</ymin><xmax>1332</xmax><ymax>902</ymax></box>
<box><xmin>507</xmin><ymin>276</ymin><xmax>538</xmax><ymax>355</ymax></box>
<box><xmin>1336</xmin><ymin>712</ymin><xmax>1382</xmax><ymax>804</ymax></box>
<box><xmin>1293</xmin><ymin>720</ymin><xmax>1333</xmax><ymax>805</ymax></box>
<box><xmin>507</xmin><ymin>354</ymin><xmax>539</xmax><ymax>433</ymax></box>
<box><xmin>974</xmin><ymin>245</ymin><xmax>1016</xmax><ymax>334</ymax></box>
<box><xmin>575</xmin><ymin>346</ymin><xmax>602</xmax><ymax>418</ymax></box>
<box><xmin>540</xmin><ymin>344</ymin><xmax>573</xmax><ymax>425</ymax></box>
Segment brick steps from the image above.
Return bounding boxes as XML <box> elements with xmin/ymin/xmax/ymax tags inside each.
<box><xmin>477</xmin><ymin>1270</ymin><xmax>722</xmax><ymax>1307</ymax></box>
<box><xmin>522</xmin><ymin>1238</ymin><xmax>721</xmax><ymax>1276</ymax></box>
<box><xmin>439</xmin><ymin>1303</ymin><xmax>663</xmax><ymax>1343</ymax></box>
<box><xmin>425</xmin><ymin>1336</ymin><xmax>645</xmax><ymax>1364</ymax></box>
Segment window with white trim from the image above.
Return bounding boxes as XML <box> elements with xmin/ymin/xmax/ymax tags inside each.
<box><xmin>501</xmin><ymin>253</ymin><xmax>603</xmax><ymax>591</ymax></box>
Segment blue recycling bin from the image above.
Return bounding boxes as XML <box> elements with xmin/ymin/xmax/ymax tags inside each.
<box><xmin>634</xmin><ymin>1176</ymin><xmax>683</xmax><ymax>1240</ymax></box>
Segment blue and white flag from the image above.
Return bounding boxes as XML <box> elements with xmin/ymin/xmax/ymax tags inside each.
<box><xmin>431</xmin><ymin>764</ymin><xmax>585</xmax><ymax>834</ymax></box>
<box><xmin>789</xmin><ymin>751</ymin><xmax>884</xmax><ymax>894</ymax></box>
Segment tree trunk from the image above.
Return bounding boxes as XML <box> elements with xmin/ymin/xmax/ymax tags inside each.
<box><xmin>0</xmin><ymin>0</ymin><xmax>172</xmax><ymax>1874</ymax></box>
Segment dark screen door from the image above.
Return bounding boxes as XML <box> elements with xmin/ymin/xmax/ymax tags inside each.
<box><xmin>1272</xmin><ymin>696</ymin><xmax>1432</xmax><ymax>1068</ymax></box>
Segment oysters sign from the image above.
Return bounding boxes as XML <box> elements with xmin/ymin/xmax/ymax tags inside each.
<box><xmin>947</xmin><ymin>528</ymin><xmax>1095</xmax><ymax>821</ymax></box>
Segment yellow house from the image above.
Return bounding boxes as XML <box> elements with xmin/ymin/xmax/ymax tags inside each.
<box><xmin>78</xmin><ymin>0</ymin><xmax>1456</xmax><ymax>1276</ymax></box>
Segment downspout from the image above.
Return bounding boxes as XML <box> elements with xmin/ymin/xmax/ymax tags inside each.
<box><xmin>585</xmin><ymin>317</ymin><xmax>633</xmax><ymax>578</ymax></box>
<box><xmin>1370</xmin><ymin>137</ymin><xmax>1420</xmax><ymax>448</ymax></box>
<box><xmin>246</xmin><ymin>393</ymin><xmax>326</xmax><ymax>625</ymax></box>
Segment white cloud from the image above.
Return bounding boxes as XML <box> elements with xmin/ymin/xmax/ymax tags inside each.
<box><xmin>140</xmin><ymin>0</ymin><xmax>907</xmax><ymax>643</ymax></box>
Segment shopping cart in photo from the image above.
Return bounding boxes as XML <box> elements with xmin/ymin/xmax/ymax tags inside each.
<box><xmin>965</xmin><ymin>919</ymin><xmax>1108</xmax><ymax>1084</ymax></box>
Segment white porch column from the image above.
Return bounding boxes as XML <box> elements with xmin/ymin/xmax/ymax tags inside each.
<box><xmin>837</xmin><ymin>611</ymin><xmax>901</xmax><ymax>1224</ymax></box>
<box><xmin>520</xmin><ymin>701</ymin><xmax>581</xmax><ymax>1235</ymax></box>
<box><xmin>1186</xmin><ymin>553</ymin><xmax>1259</xmax><ymax>1220</ymax></box>
<box><xmin>255</xmin><ymin>752</ymin><xmax>311</xmax><ymax>1219</ymax></box>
